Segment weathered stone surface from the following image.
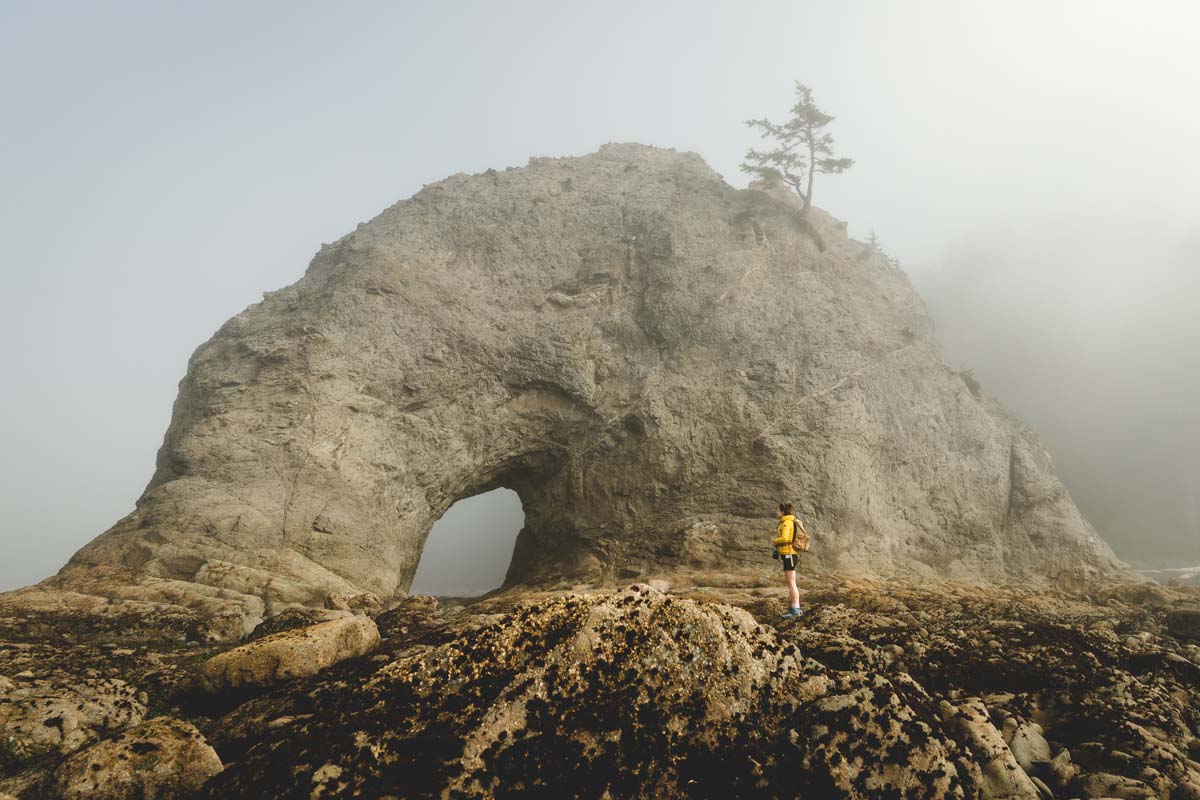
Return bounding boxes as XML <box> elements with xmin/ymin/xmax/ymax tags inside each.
<box><xmin>324</xmin><ymin>590</ymin><xmax>382</xmax><ymax>614</ymax></box>
<box><xmin>22</xmin><ymin>143</ymin><xmax>1118</xmax><ymax>627</ymax></box>
<box><xmin>244</xmin><ymin>604</ymin><xmax>351</xmax><ymax>642</ymax></box>
<box><xmin>1076</xmin><ymin>771</ymin><xmax>1158</xmax><ymax>799</ymax></box>
<box><xmin>198</xmin><ymin>616</ymin><xmax>380</xmax><ymax>691</ymax></box>
<box><xmin>0</xmin><ymin>678</ymin><xmax>145</xmax><ymax>767</ymax></box>
<box><xmin>45</xmin><ymin>716</ymin><xmax>222</xmax><ymax>800</ymax></box>
<box><xmin>1</xmin><ymin>574</ymin><xmax>1197</xmax><ymax>797</ymax></box>
<box><xmin>1166</xmin><ymin>608</ymin><xmax>1200</xmax><ymax>640</ymax></box>
<box><xmin>193</xmin><ymin>579</ymin><xmax>1200</xmax><ymax>799</ymax></box>
<box><xmin>200</xmin><ymin>586</ymin><xmax>975</xmax><ymax>798</ymax></box>
<box><xmin>1005</xmin><ymin>720</ymin><xmax>1052</xmax><ymax>773</ymax></box>
<box><xmin>937</xmin><ymin>699</ymin><xmax>1040</xmax><ymax>799</ymax></box>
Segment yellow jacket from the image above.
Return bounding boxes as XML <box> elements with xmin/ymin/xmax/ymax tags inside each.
<box><xmin>773</xmin><ymin>514</ymin><xmax>809</xmax><ymax>556</ymax></box>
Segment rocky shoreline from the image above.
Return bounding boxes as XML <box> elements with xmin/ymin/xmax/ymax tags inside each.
<box><xmin>2</xmin><ymin>575</ymin><xmax>1199</xmax><ymax>798</ymax></box>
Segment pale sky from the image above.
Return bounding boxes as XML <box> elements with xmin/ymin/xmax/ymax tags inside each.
<box><xmin>2</xmin><ymin>1</ymin><xmax>1198</xmax><ymax>591</ymax></box>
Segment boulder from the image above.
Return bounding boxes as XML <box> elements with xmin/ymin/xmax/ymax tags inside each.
<box><xmin>1008</xmin><ymin>721</ymin><xmax>1052</xmax><ymax>772</ymax></box>
<box><xmin>45</xmin><ymin>716</ymin><xmax>222</xmax><ymax>800</ymax></box>
<box><xmin>198</xmin><ymin>616</ymin><xmax>380</xmax><ymax>691</ymax></box>
<box><xmin>43</xmin><ymin>143</ymin><xmax>1122</xmax><ymax>625</ymax></box>
<box><xmin>0</xmin><ymin>678</ymin><xmax>144</xmax><ymax>766</ymax></box>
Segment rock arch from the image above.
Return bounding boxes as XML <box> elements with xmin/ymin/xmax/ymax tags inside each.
<box><xmin>48</xmin><ymin>144</ymin><xmax>1122</xmax><ymax>632</ymax></box>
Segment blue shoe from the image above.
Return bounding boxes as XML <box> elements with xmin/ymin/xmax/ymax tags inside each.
<box><xmin>780</xmin><ymin>607</ymin><xmax>805</xmax><ymax>618</ymax></box>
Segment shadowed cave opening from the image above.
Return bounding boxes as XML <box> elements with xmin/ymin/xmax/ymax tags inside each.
<box><xmin>409</xmin><ymin>488</ymin><xmax>526</xmax><ymax>597</ymax></box>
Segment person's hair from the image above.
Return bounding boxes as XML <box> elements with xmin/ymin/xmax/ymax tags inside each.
<box><xmin>779</xmin><ymin>502</ymin><xmax>795</xmax><ymax>515</ymax></box>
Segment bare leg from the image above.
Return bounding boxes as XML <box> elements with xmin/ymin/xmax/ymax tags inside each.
<box><xmin>787</xmin><ymin>568</ymin><xmax>800</xmax><ymax>608</ymax></box>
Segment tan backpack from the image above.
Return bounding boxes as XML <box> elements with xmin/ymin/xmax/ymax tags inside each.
<box><xmin>792</xmin><ymin>518</ymin><xmax>812</xmax><ymax>552</ymax></box>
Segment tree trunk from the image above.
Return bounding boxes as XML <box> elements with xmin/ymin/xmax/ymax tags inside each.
<box><xmin>802</xmin><ymin>125</ymin><xmax>816</xmax><ymax>220</ymax></box>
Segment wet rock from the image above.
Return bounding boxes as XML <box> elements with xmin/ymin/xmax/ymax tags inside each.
<box><xmin>245</xmin><ymin>605</ymin><xmax>351</xmax><ymax>642</ymax></box>
<box><xmin>5</xmin><ymin>575</ymin><xmax>1200</xmax><ymax>797</ymax></box>
<box><xmin>1076</xmin><ymin>771</ymin><xmax>1158</xmax><ymax>799</ymax></box>
<box><xmin>373</xmin><ymin>594</ymin><xmax>442</xmax><ymax>641</ymax></box>
<box><xmin>1049</xmin><ymin>748</ymin><xmax>1078</xmax><ymax>788</ymax></box>
<box><xmin>1028</xmin><ymin>774</ymin><xmax>1053</xmax><ymax>800</ymax></box>
<box><xmin>1175</xmin><ymin>780</ymin><xmax>1200</xmax><ymax>800</ymax></box>
<box><xmin>1008</xmin><ymin>721</ymin><xmax>1052</xmax><ymax>773</ymax></box>
<box><xmin>0</xmin><ymin>678</ymin><xmax>144</xmax><ymax>767</ymax></box>
<box><xmin>1166</xmin><ymin>609</ymin><xmax>1200</xmax><ymax>640</ymax></box>
<box><xmin>198</xmin><ymin>616</ymin><xmax>380</xmax><ymax>691</ymax></box>
<box><xmin>324</xmin><ymin>591</ymin><xmax>382</xmax><ymax>615</ymax></box>
<box><xmin>44</xmin><ymin>716</ymin><xmax>222</xmax><ymax>800</ymax></box>
<box><xmin>200</xmin><ymin>589</ymin><xmax>975</xmax><ymax>799</ymax></box>
<box><xmin>937</xmin><ymin>698</ymin><xmax>1040</xmax><ymax>799</ymax></box>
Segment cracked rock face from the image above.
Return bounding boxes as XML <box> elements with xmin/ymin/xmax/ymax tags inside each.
<box><xmin>45</xmin><ymin>142</ymin><xmax>1120</xmax><ymax>622</ymax></box>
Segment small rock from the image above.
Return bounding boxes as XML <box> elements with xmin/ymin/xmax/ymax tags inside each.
<box><xmin>1049</xmin><ymin>748</ymin><xmax>1077</xmax><ymax>785</ymax></box>
<box><xmin>1009</xmin><ymin>721</ymin><xmax>1052</xmax><ymax>772</ymax></box>
<box><xmin>45</xmin><ymin>716</ymin><xmax>222</xmax><ymax>800</ymax></box>
<box><xmin>246</xmin><ymin>605</ymin><xmax>351</xmax><ymax>642</ymax></box>
<box><xmin>347</xmin><ymin>592</ymin><xmax>383</xmax><ymax>615</ymax></box>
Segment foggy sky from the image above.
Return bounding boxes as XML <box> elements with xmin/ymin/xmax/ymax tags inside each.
<box><xmin>2</xmin><ymin>1</ymin><xmax>1197</xmax><ymax>591</ymax></box>
<box><xmin>410</xmin><ymin>489</ymin><xmax>525</xmax><ymax>597</ymax></box>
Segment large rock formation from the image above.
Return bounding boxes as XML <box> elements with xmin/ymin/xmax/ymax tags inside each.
<box><xmin>42</xmin><ymin>143</ymin><xmax>1119</xmax><ymax>627</ymax></box>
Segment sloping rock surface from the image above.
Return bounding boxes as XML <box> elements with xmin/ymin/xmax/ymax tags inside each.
<box><xmin>45</xmin><ymin>716</ymin><xmax>221</xmax><ymax>800</ymax></box>
<box><xmin>198</xmin><ymin>580</ymin><xmax>1200</xmax><ymax>800</ymax></box>
<box><xmin>202</xmin><ymin>585</ymin><xmax>975</xmax><ymax>798</ymax></box>
<box><xmin>2</xmin><ymin>577</ymin><xmax>1199</xmax><ymax>798</ymax></box>
<box><xmin>32</xmin><ymin>143</ymin><xmax>1119</xmax><ymax>621</ymax></box>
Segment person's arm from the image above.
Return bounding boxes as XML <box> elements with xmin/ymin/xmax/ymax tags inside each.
<box><xmin>772</xmin><ymin>519</ymin><xmax>790</xmax><ymax>548</ymax></box>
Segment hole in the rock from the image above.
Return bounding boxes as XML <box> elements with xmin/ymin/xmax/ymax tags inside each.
<box><xmin>409</xmin><ymin>487</ymin><xmax>524</xmax><ymax>597</ymax></box>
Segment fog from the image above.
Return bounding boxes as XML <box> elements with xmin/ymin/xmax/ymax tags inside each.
<box><xmin>1</xmin><ymin>1</ymin><xmax>1197</xmax><ymax>591</ymax></box>
<box><xmin>918</xmin><ymin>225</ymin><xmax>1200</xmax><ymax>566</ymax></box>
<box><xmin>410</xmin><ymin>489</ymin><xmax>525</xmax><ymax>597</ymax></box>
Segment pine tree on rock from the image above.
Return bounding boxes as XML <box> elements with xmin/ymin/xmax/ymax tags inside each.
<box><xmin>742</xmin><ymin>82</ymin><xmax>854</xmax><ymax>222</ymax></box>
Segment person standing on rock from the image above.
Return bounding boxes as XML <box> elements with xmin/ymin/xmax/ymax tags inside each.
<box><xmin>773</xmin><ymin>502</ymin><xmax>810</xmax><ymax>618</ymax></box>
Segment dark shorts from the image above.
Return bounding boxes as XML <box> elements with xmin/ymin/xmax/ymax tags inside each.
<box><xmin>782</xmin><ymin>554</ymin><xmax>798</xmax><ymax>572</ymax></box>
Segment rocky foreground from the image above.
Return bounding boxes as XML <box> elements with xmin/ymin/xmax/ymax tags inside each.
<box><xmin>2</xmin><ymin>576</ymin><xmax>1199</xmax><ymax>799</ymax></box>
